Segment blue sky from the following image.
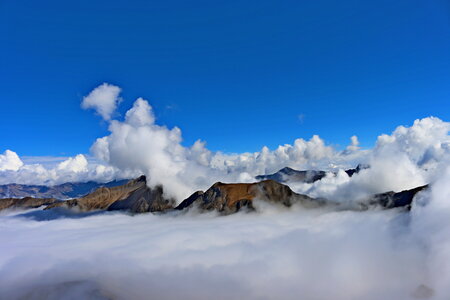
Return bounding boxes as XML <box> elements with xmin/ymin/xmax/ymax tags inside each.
<box><xmin>1</xmin><ymin>0</ymin><xmax>449</xmax><ymax>156</ymax></box>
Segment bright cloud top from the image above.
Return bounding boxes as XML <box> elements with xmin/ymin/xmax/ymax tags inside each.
<box><xmin>81</xmin><ymin>83</ymin><xmax>122</xmax><ymax>121</ymax></box>
<box><xmin>0</xmin><ymin>150</ymin><xmax>23</xmax><ymax>171</ymax></box>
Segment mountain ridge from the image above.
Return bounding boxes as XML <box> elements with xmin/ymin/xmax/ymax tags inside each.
<box><xmin>255</xmin><ymin>164</ymin><xmax>369</xmax><ymax>183</ymax></box>
<box><xmin>0</xmin><ymin>179</ymin><xmax>129</xmax><ymax>199</ymax></box>
<box><xmin>45</xmin><ymin>175</ymin><xmax>174</xmax><ymax>213</ymax></box>
<box><xmin>0</xmin><ymin>166</ymin><xmax>428</xmax><ymax>215</ymax></box>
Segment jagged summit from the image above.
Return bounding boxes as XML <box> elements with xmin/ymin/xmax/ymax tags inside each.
<box><xmin>45</xmin><ymin>175</ymin><xmax>174</xmax><ymax>213</ymax></box>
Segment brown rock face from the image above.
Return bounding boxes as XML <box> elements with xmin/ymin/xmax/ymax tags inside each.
<box><xmin>176</xmin><ymin>180</ymin><xmax>326</xmax><ymax>214</ymax></box>
<box><xmin>45</xmin><ymin>176</ymin><xmax>174</xmax><ymax>213</ymax></box>
<box><xmin>0</xmin><ymin>197</ymin><xmax>60</xmax><ymax>211</ymax></box>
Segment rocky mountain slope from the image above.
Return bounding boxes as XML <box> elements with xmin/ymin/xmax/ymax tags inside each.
<box><xmin>45</xmin><ymin>176</ymin><xmax>174</xmax><ymax>213</ymax></box>
<box><xmin>176</xmin><ymin>180</ymin><xmax>327</xmax><ymax>214</ymax></box>
<box><xmin>0</xmin><ymin>197</ymin><xmax>60</xmax><ymax>211</ymax></box>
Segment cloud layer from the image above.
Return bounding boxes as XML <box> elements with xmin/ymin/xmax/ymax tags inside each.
<box><xmin>0</xmin><ymin>153</ymin><xmax>120</xmax><ymax>186</ymax></box>
<box><xmin>1</xmin><ymin>173</ymin><xmax>450</xmax><ymax>299</ymax></box>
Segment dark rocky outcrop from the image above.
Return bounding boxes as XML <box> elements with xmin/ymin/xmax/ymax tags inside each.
<box><xmin>255</xmin><ymin>164</ymin><xmax>369</xmax><ymax>183</ymax></box>
<box><xmin>344</xmin><ymin>164</ymin><xmax>370</xmax><ymax>177</ymax></box>
<box><xmin>366</xmin><ymin>185</ymin><xmax>429</xmax><ymax>210</ymax></box>
<box><xmin>0</xmin><ymin>197</ymin><xmax>60</xmax><ymax>211</ymax></box>
<box><xmin>0</xmin><ymin>179</ymin><xmax>128</xmax><ymax>199</ymax></box>
<box><xmin>45</xmin><ymin>176</ymin><xmax>174</xmax><ymax>213</ymax></box>
<box><xmin>175</xmin><ymin>191</ymin><xmax>204</xmax><ymax>211</ymax></box>
<box><xmin>107</xmin><ymin>184</ymin><xmax>173</xmax><ymax>213</ymax></box>
<box><xmin>176</xmin><ymin>180</ymin><xmax>327</xmax><ymax>214</ymax></box>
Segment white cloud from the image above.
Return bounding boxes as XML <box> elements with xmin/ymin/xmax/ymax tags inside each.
<box><xmin>125</xmin><ymin>97</ymin><xmax>155</xmax><ymax>126</ymax></box>
<box><xmin>90</xmin><ymin>97</ymin><xmax>191</xmax><ymax>200</ymax></box>
<box><xmin>410</xmin><ymin>166</ymin><xmax>450</xmax><ymax>299</ymax></box>
<box><xmin>56</xmin><ymin>154</ymin><xmax>88</xmax><ymax>173</ymax></box>
<box><xmin>0</xmin><ymin>150</ymin><xmax>23</xmax><ymax>171</ymax></box>
<box><xmin>344</xmin><ymin>135</ymin><xmax>360</xmax><ymax>153</ymax></box>
<box><xmin>91</xmin><ymin>95</ymin><xmax>450</xmax><ymax>203</ymax></box>
<box><xmin>81</xmin><ymin>83</ymin><xmax>122</xmax><ymax>120</ymax></box>
<box><xmin>375</xmin><ymin>117</ymin><xmax>450</xmax><ymax>169</ymax></box>
<box><xmin>290</xmin><ymin>117</ymin><xmax>450</xmax><ymax>203</ymax></box>
<box><xmin>90</xmin><ymin>96</ymin><xmax>358</xmax><ymax>200</ymax></box>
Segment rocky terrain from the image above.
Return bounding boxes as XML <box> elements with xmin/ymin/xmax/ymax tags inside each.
<box><xmin>0</xmin><ymin>197</ymin><xmax>60</xmax><ymax>211</ymax></box>
<box><xmin>45</xmin><ymin>176</ymin><xmax>174</xmax><ymax>213</ymax></box>
<box><xmin>176</xmin><ymin>180</ymin><xmax>327</xmax><ymax>214</ymax></box>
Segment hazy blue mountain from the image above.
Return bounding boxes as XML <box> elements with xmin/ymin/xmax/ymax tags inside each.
<box><xmin>255</xmin><ymin>164</ymin><xmax>369</xmax><ymax>183</ymax></box>
<box><xmin>0</xmin><ymin>179</ymin><xmax>129</xmax><ymax>199</ymax></box>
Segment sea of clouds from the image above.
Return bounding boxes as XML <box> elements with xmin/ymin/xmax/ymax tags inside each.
<box><xmin>1</xmin><ymin>175</ymin><xmax>450</xmax><ymax>299</ymax></box>
<box><xmin>1</xmin><ymin>83</ymin><xmax>450</xmax><ymax>299</ymax></box>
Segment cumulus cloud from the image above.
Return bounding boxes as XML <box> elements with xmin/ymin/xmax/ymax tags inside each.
<box><xmin>81</xmin><ymin>83</ymin><xmax>122</xmax><ymax>120</ymax></box>
<box><xmin>290</xmin><ymin>117</ymin><xmax>450</xmax><ymax>203</ymax></box>
<box><xmin>92</xmin><ymin>108</ymin><xmax>296</xmax><ymax>199</ymax></box>
<box><xmin>1</xmin><ymin>85</ymin><xmax>450</xmax><ymax>206</ymax></box>
<box><xmin>0</xmin><ymin>150</ymin><xmax>23</xmax><ymax>171</ymax></box>
<box><xmin>90</xmin><ymin>94</ymin><xmax>367</xmax><ymax>200</ymax></box>
<box><xmin>56</xmin><ymin>154</ymin><xmax>88</xmax><ymax>173</ymax></box>
<box><xmin>89</xmin><ymin>90</ymin><xmax>449</xmax><ymax>203</ymax></box>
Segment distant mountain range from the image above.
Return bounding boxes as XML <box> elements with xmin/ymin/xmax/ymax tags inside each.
<box><xmin>0</xmin><ymin>165</ymin><xmax>367</xmax><ymax>200</ymax></box>
<box><xmin>0</xmin><ymin>179</ymin><xmax>129</xmax><ymax>199</ymax></box>
<box><xmin>0</xmin><ymin>164</ymin><xmax>428</xmax><ymax>216</ymax></box>
<box><xmin>255</xmin><ymin>164</ymin><xmax>369</xmax><ymax>183</ymax></box>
